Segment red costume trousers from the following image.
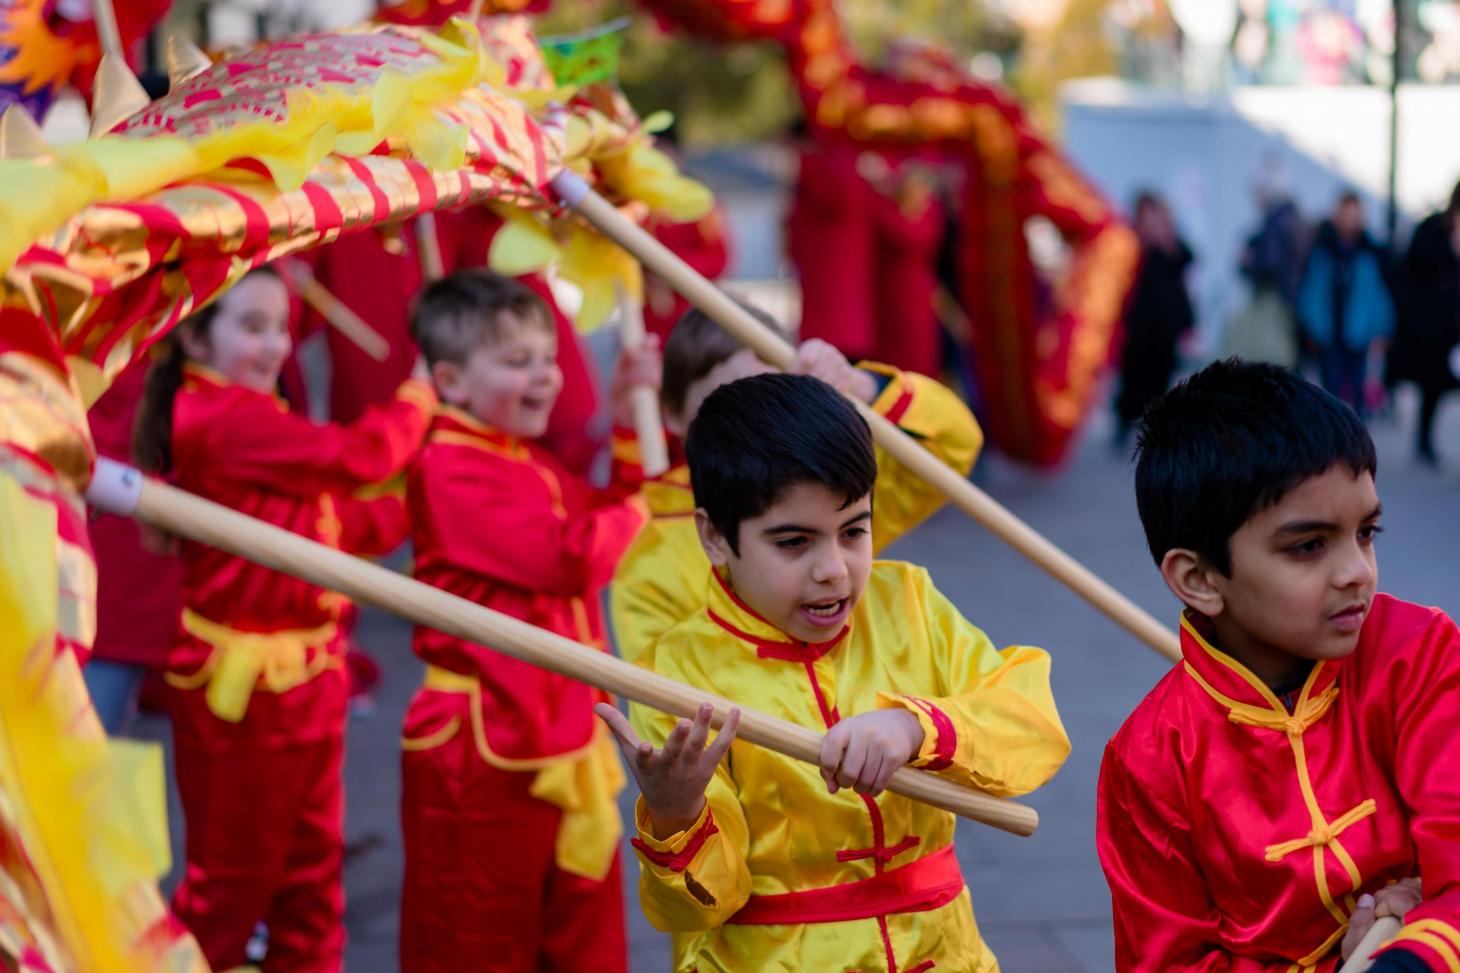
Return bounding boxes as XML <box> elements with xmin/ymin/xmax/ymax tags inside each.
<box><xmin>399</xmin><ymin>726</ymin><xmax>627</xmax><ymax>973</ymax></box>
<box><xmin>168</xmin><ymin>680</ymin><xmax>347</xmax><ymax>973</ymax></box>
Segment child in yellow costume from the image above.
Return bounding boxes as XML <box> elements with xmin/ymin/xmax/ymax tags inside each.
<box><xmin>595</xmin><ymin>374</ymin><xmax>1069</xmax><ymax>973</ymax></box>
<box><xmin>609</xmin><ymin>304</ymin><xmax>982</xmax><ymax>663</ymax></box>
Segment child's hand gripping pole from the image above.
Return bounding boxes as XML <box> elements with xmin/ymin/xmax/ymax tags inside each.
<box><xmin>615</xmin><ymin>283</ymin><xmax>672</xmax><ymax>478</ymax></box>
<box><xmin>86</xmin><ymin>459</ymin><xmax>1039</xmax><ymax>837</ymax></box>
<box><xmin>550</xmin><ymin>170</ymin><xmax>1181</xmax><ymax>664</ymax></box>
<box><xmin>1338</xmin><ymin>916</ymin><xmax>1401</xmax><ymax>973</ymax></box>
<box><xmin>286</xmin><ymin>262</ymin><xmax>391</xmax><ymax>363</ymax></box>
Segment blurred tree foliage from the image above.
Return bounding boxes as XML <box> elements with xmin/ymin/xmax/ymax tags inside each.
<box><xmin>839</xmin><ymin>0</ymin><xmax>994</xmax><ymax>65</ymax></box>
<box><xmin>175</xmin><ymin>0</ymin><xmax>1120</xmax><ymax>144</ymax></box>
<box><xmin>1012</xmin><ymin>0</ymin><xmax>1119</xmax><ymax>133</ymax></box>
<box><xmin>535</xmin><ymin>1</ymin><xmax>798</xmax><ymax>146</ymax></box>
<box><xmin>536</xmin><ymin>0</ymin><xmax>1031</xmax><ymax>146</ymax></box>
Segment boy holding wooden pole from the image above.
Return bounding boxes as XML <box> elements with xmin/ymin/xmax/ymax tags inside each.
<box><xmin>1098</xmin><ymin>360</ymin><xmax>1460</xmax><ymax>972</ymax></box>
<box><xmin>610</xmin><ymin>302</ymin><xmax>983</xmax><ymax>663</ymax></box>
<box><xmin>397</xmin><ymin>269</ymin><xmax>659</xmax><ymax>973</ymax></box>
<box><xmin>597</xmin><ymin>372</ymin><xmax>1070</xmax><ymax>972</ymax></box>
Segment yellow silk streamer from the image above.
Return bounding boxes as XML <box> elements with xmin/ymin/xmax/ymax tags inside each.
<box><xmin>0</xmin><ymin>471</ymin><xmax>207</xmax><ymax>973</ymax></box>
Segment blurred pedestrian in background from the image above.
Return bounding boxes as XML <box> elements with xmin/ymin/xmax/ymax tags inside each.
<box><xmin>1387</xmin><ymin>180</ymin><xmax>1460</xmax><ymax>466</ymax></box>
<box><xmin>1114</xmin><ymin>190</ymin><xmax>1196</xmax><ymax>447</ymax></box>
<box><xmin>1297</xmin><ymin>190</ymin><xmax>1394</xmax><ymax>420</ymax></box>
<box><xmin>1223</xmin><ymin>166</ymin><xmax>1304</xmax><ymax>367</ymax></box>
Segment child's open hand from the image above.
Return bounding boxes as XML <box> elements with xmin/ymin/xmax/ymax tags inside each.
<box><xmin>819</xmin><ymin>709</ymin><xmax>925</xmax><ymax>797</ymax></box>
<box><xmin>1340</xmin><ymin>877</ymin><xmax>1423</xmax><ymax>960</ymax></box>
<box><xmin>596</xmin><ymin>701</ymin><xmax>740</xmax><ymax>839</ymax></box>
<box><xmin>791</xmin><ymin>339</ymin><xmax>879</xmax><ymax>404</ymax></box>
<box><xmin>610</xmin><ymin>334</ymin><xmax>663</xmax><ymax>429</ymax></box>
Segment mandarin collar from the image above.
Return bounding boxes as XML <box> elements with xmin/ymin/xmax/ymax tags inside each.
<box><xmin>704</xmin><ymin>568</ymin><xmax>851</xmax><ymax>663</ymax></box>
<box><xmin>181</xmin><ymin>361</ymin><xmax>232</xmax><ymax>389</ymax></box>
<box><xmin>181</xmin><ymin>362</ymin><xmax>282</xmax><ymax>404</ymax></box>
<box><xmin>430</xmin><ymin>405</ymin><xmax>523</xmax><ymax>452</ymax></box>
<box><xmin>1179</xmin><ymin>610</ymin><xmax>1344</xmax><ymax>719</ymax></box>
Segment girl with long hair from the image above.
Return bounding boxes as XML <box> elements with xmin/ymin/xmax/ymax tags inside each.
<box><xmin>134</xmin><ymin>266</ymin><xmax>436</xmax><ymax>972</ymax></box>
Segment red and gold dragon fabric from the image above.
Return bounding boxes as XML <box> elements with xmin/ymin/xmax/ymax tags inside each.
<box><xmin>640</xmin><ymin>0</ymin><xmax>1139</xmax><ymax>466</ymax></box>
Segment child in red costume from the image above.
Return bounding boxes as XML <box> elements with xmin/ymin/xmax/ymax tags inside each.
<box><xmin>399</xmin><ymin>270</ymin><xmax>658</xmax><ymax>973</ymax></box>
<box><xmin>133</xmin><ymin>267</ymin><xmax>437</xmax><ymax>972</ymax></box>
<box><xmin>293</xmin><ymin>213</ymin><xmax>604</xmax><ymax>472</ymax></box>
<box><xmin>1099</xmin><ymin>360</ymin><xmax>1460</xmax><ymax>973</ymax></box>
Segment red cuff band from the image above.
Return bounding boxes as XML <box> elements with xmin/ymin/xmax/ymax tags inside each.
<box><xmin>906</xmin><ymin>696</ymin><xmax>957</xmax><ymax>772</ymax></box>
<box><xmin>883</xmin><ymin>387</ymin><xmax>914</xmax><ymax>425</ymax></box>
<box><xmin>632</xmin><ymin>811</ymin><xmax>719</xmax><ymax>873</ymax></box>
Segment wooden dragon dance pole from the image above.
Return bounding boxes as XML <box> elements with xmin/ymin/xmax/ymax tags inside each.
<box><xmin>616</xmin><ymin>282</ymin><xmax>672</xmax><ymax>477</ymax></box>
<box><xmin>85</xmin><ymin>459</ymin><xmax>1039</xmax><ymax>837</ymax></box>
<box><xmin>1338</xmin><ymin>917</ymin><xmax>1402</xmax><ymax>973</ymax></box>
<box><xmin>549</xmin><ymin>171</ymin><xmax>1182</xmax><ymax>663</ymax></box>
<box><xmin>288</xmin><ymin>263</ymin><xmax>392</xmax><ymax>363</ymax></box>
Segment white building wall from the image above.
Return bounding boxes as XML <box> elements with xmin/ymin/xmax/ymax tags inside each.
<box><xmin>1060</xmin><ymin>80</ymin><xmax>1460</xmax><ymax>351</ymax></box>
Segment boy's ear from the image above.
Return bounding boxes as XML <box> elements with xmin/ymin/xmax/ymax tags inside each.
<box><xmin>693</xmin><ymin>509</ymin><xmax>734</xmax><ymax>567</ymax></box>
<box><xmin>430</xmin><ymin>359</ymin><xmax>466</xmax><ymax>407</ymax></box>
<box><xmin>1159</xmin><ymin>548</ymin><xmax>1226</xmax><ymax>617</ymax></box>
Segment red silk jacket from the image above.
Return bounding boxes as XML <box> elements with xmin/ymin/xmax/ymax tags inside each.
<box><xmin>405</xmin><ymin>407</ymin><xmax>646</xmax><ymax>762</ymax></box>
<box><xmin>166</xmin><ymin>365</ymin><xmax>434</xmax><ymax>744</ymax></box>
<box><xmin>1098</xmin><ymin>595</ymin><xmax>1460</xmax><ymax>972</ymax></box>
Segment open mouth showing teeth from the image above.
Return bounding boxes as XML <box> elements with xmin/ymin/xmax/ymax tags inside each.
<box><xmin>804</xmin><ymin>600</ymin><xmax>844</xmax><ymax>617</ymax></box>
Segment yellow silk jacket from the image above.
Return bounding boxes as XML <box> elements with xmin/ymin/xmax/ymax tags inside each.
<box><xmin>610</xmin><ymin>363</ymin><xmax>983</xmax><ymax>664</ymax></box>
<box><xmin>628</xmin><ymin>561</ymin><xmax>1070</xmax><ymax>973</ymax></box>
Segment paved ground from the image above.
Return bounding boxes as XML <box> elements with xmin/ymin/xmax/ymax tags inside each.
<box><xmin>137</xmin><ymin>383</ymin><xmax>1460</xmax><ymax>972</ymax></box>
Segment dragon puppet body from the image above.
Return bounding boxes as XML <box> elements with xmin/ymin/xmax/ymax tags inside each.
<box><xmin>636</xmin><ymin>0</ymin><xmax>1139</xmax><ymax>466</ymax></box>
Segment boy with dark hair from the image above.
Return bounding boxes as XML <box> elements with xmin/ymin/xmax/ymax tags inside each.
<box><xmin>610</xmin><ymin>302</ymin><xmax>982</xmax><ymax>663</ymax></box>
<box><xmin>596</xmin><ymin>373</ymin><xmax>1068</xmax><ymax>972</ymax></box>
<box><xmin>1098</xmin><ymin>358</ymin><xmax>1460</xmax><ymax>972</ymax></box>
<box><xmin>399</xmin><ymin>269</ymin><xmax>658</xmax><ymax>973</ymax></box>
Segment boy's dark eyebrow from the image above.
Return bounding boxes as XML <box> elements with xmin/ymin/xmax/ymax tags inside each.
<box><xmin>762</xmin><ymin>522</ymin><xmax>817</xmax><ymax>536</ymax></box>
<box><xmin>1273</xmin><ymin>504</ymin><xmax>1384</xmax><ymax>535</ymax></box>
<box><xmin>763</xmin><ymin>510</ymin><xmax>872</xmax><ymax>536</ymax></box>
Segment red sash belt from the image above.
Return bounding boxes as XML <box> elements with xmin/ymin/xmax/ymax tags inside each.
<box><xmin>727</xmin><ymin>844</ymin><xmax>964</xmax><ymax>925</ymax></box>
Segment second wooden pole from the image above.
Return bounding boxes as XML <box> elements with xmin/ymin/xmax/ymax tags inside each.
<box><xmin>552</xmin><ymin>171</ymin><xmax>1180</xmax><ymax>662</ymax></box>
<box><xmin>616</xmin><ymin>283</ymin><xmax>671</xmax><ymax>477</ymax></box>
